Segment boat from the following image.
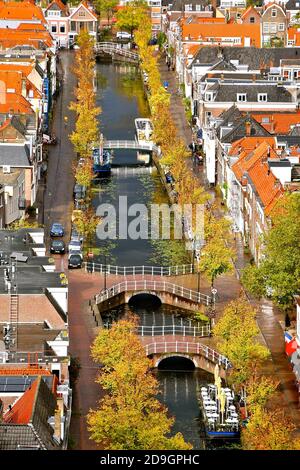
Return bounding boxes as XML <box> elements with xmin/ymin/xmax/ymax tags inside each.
<box><xmin>135</xmin><ymin>118</ymin><xmax>153</xmax><ymax>146</ymax></box>
<box><xmin>92</xmin><ymin>146</ymin><xmax>111</xmax><ymax>177</ymax></box>
<box><xmin>198</xmin><ymin>383</ymin><xmax>240</xmax><ymax>440</ymax></box>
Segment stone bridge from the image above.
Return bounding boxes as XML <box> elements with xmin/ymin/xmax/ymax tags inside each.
<box><xmin>142</xmin><ymin>338</ymin><xmax>230</xmax><ymax>378</ymax></box>
<box><xmin>95</xmin><ymin>280</ymin><xmax>212</xmax><ymax>314</ymax></box>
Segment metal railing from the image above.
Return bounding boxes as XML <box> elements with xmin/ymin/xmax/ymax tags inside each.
<box><xmin>95</xmin><ymin>280</ymin><xmax>211</xmax><ymax>305</ymax></box>
<box><xmin>102</xmin><ymin>323</ymin><xmax>210</xmax><ymax>337</ymax></box>
<box><xmin>84</xmin><ymin>263</ymin><xmax>194</xmax><ymax>276</ymax></box>
<box><xmin>144</xmin><ymin>341</ymin><xmax>230</xmax><ymax>369</ymax></box>
<box><xmin>103</xmin><ymin>140</ymin><xmax>158</xmax><ymax>152</ymax></box>
<box><xmin>94</xmin><ymin>42</ymin><xmax>139</xmax><ymax>61</ymax></box>
<box><xmin>1</xmin><ymin>351</ymin><xmax>69</xmax><ymax>364</ymax></box>
<box><xmin>138</xmin><ymin>324</ymin><xmax>210</xmax><ymax>337</ymax></box>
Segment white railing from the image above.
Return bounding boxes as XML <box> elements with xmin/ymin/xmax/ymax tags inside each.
<box><xmin>95</xmin><ymin>280</ymin><xmax>211</xmax><ymax>305</ymax></box>
<box><xmin>110</xmin><ymin>167</ymin><xmax>155</xmax><ymax>176</ymax></box>
<box><xmin>94</xmin><ymin>42</ymin><xmax>139</xmax><ymax>61</ymax></box>
<box><xmin>138</xmin><ymin>324</ymin><xmax>210</xmax><ymax>337</ymax></box>
<box><xmin>144</xmin><ymin>341</ymin><xmax>230</xmax><ymax>369</ymax></box>
<box><xmin>103</xmin><ymin>140</ymin><xmax>158</xmax><ymax>152</ymax></box>
<box><xmin>84</xmin><ymin>263</ymin><xmax>194</xmax><ymax>276</ymax></box>
<box><xmin>103</xmin><ymin>323</ymin><xmax>211</xmax><ymax>337</ymax></box>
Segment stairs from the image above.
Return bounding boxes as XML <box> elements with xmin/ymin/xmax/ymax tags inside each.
<box><xmin>9</xmin><ymin>293</ymin><xmax>19</xmax><ymax>351</ymax></box>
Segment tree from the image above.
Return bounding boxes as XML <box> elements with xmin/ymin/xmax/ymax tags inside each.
<box><xmin>245</xmin><ymin>375</ymin><xmax>278</xmax><ymax>412</ymax></box>
<box><xmin>241</xmin><ymin>406</ymin><xmax>300</xmax><ymax>450</ymax></box>
<box><xmin>73</xmin><ymin>208</ymin><xmax>102</xmax><ymax>247</ymax></box>
<box><xmin>199</xmin><ymin>214</ymin><xmax>235</xmax><ymax>287</ymax></box>
<box><xmin>94</xmin><ymin>0</ymin><xmax>118</xmax><ymax>25</ymax></box>
<box><xmin>242</xmin><ymin>192</ymin><xmax>300</xmax><ymax>310</ymax></box>
<box><xmin>213</xmin><ymin>297</ymin><xmax>270</xmax><ymax>385</ymax></box>
<box><xmin>116</xmin><ymin>0</ymin><xmax>148</xmax><ymax>38</ymax></box>
<box><xmin>75</xmin><ymin>160</ymin><xmax>93</xmax><ymax>188</ymax></box>
<box><xmin>87</xmin><ymin>317</ymin><xmax>192</xmax><ymax>450</ymax></box>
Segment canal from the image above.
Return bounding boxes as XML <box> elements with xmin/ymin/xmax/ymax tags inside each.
<box><xmin>92</xmin><ymin>61</ymin><xmax>212</xmax><ymax>449</ymax></box>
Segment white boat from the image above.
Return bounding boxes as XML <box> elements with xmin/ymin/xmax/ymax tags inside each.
<box><xmin>135</xmin><ymin>118</ymin><xmax>153</xmax><ymax>146</ymax></box>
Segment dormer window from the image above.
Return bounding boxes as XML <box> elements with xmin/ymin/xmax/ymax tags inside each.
<box><xmin>258</xmin><ymin>93</ymin><xmax>268</xmax><ymax>102</ymax></box>
<box><xmin>205</xmin><ymin>92</ymin><xmax>214</xmax><ymax>101</ymax></box>
<box><xmin>237</xmin><ymin>93</ymin><xmax>247</xmax><ymax>102</ymax></box>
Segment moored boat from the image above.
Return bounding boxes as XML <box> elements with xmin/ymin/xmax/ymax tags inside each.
<box><xmin>93</xmin><ymin>146</ymin><xmax>111</xmax><ymax>177</ymax></box>
<box><xmin>135</xmin><ymin>118</ymin><xmax>153</xmax><ymax>146</ymax></box>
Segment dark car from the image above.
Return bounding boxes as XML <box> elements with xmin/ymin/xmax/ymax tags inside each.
<box><xmin>68</xmin><ymin>253</ymin><xmax>83</xmax><ymax>269</ymax></box>
<box><xmin>50</xmin><ymin>223</ymin><xmax>64</xmax><ymax>237</ymax></box>
<box><xmin>50</xmin><ymin>240</ymin><xmax>65</xmax><ymax>254</ymax></box>
<box><xmin>73</xmin><ymin>184</ymin><xmax>86</xmax><ymax>201</ymax></box>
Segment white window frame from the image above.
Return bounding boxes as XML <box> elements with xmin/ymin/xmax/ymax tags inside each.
<box><xmin>278</xmin><ymin>23</ymin><xmax>285</xmax><ymax>31</ymax></box>
<box><xmin>237</xmin><ymin>93</ymin><xmax>247</xmax><ymax>102</ymax></box>
<box><xmin>263</xmin><ymin>23</ymin><xmax>269</xmax><ymax>33</ymax></box>
<box><xmin>270</xmin><ymin>22</ymin><xmax>277</xmax><ymax>33</ymax></box>
<box><xmin>258</xmin><ymin>93</ymin><xmax>268</xmax><ymax>102</ymax></box>
<box><xmin>51</xmin><ymin>25</ymin><xmax>57</xmax><ymax>33</ymax></box>
<box><xmin>271</xmin><ymin>8</ymin><xmax>277</xmax><ymax>17</ymax></box>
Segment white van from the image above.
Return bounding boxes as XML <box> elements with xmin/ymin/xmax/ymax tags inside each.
<box><xmin>116</xmin><ymin>31</ymin><xmax>132</xmax><ymax>40</ymax></box>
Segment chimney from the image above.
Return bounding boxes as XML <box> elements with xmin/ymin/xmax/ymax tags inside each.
<box><xmin>245</xmin><ymin>120</ymin><xmax>251</xmax><ymax>136</ymax></box>
<box><xmin>220</xmin><ymin>73</ymin><xmax>224</xmax><ymax>82</ymax></box>
<box><xmin>54</xmin><ymin>407</ymin><xmax>62</xmax><ymax>442</ymax></box>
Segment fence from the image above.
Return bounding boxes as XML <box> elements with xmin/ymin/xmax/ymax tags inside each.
<box><xmin>138</xmin><ymin>324</ymin><xmax>210</xmax><ymax>337</ymax></box>
<box><xmin>84</xmin><ymin>263</ymin><xmax>194</xmax><ymax>277</ymax></box>
<box><xmin>144</xmin><ymin>341</ymin><xmax>230</xmax><ymax>369</ymax></box>
<box><xmin>95</xmin><ymin>279</ymin><xmax>211</xmax><ymax>305</ymax></box>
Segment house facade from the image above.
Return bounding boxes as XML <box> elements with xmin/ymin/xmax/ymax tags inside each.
<box><xmin>261</xmin><ymin>3</ymin><xmax>287</xmax><ymax>46</ymax></box>
<box><xmin>44</xmin><ymin>0</ymin><xmax>70</xmax><ymax>48</ymax></box>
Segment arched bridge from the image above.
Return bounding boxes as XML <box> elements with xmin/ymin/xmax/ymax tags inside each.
<box><xmin>143</xmin><ymin>340</ymin><xmax>230</xmax><ymax>377</ymax></box>
<box><xmin>103</xmin><ymin>140</ymin><xmax>159</xmax><ymax>152</ymax></box>
<box><xmin>95</xmin><ymin>280</ymin><xmax>212</xmax><ymax>313</ymax></box>
<box><xmin>94</xmin><ymin>42</ymin><xmax>139</xmax><ymax>63</ymax></box>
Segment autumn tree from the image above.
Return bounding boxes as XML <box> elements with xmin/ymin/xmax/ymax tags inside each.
<box><xmin>116</xmin><ymin>0</ymin><xmax>148</xmax><ymax>37</ymax></box>
<box><xmin>87</xmin><ymin>317</ymin><xmax>192</xmax><ymax>450</ymax></box>
<box><xmin>242</xmin><ymin>192</ymin><xmax>300</xmax><ymax>310</ymax></box>
<box><xmin>94</xmin><ymin>0</ymin><xmax>118</xmax><ymax>25</ymax></box>
<box><xmin>213</xmin><ymin>297</ymin><xmax>270</xmax><ymax>385</ymax></box>
<box><xmin>73</xmin><ymin>208</ymin><xmax>102</xmax><ymax>248</ymax></box>
<box><xmin>241</xmin><ymin>406</ymin><xmax>300</xmax><ymax>450</ymax></box>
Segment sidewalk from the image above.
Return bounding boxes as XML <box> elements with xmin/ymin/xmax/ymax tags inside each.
<box><xmin>159</xmin><ymin>57</ymin><xmax>300</xmax><ymax>431</ymax></box>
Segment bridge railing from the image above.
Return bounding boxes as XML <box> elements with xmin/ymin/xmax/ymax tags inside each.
<box><xmin>103</xmin><ymin>140</ymin><xmax>159</xmax><ymax>153</ymax></box>
<box><xmin>102</xmin><ymin>323</ymin><xmax>211</xmax><ymax>337</ymax></box>
<box><xmin>95</xmin><ymin>280</ymin><xmax>211</xmax><ymax>305</ymax></box>
<box><xmin>94</xmin><ymin>42</ymin><xmax>139</xmax><ymax>61</ymax></box>
<box><xmin>144</xmin><ymin>342</ymin><xmax>230</xmax><ymax>369</ymax></box>
<box><xmin>138</xmin><ymin>324</ymin><xmax>210</xmax><ymax>337</ymax></box>
<box><xmin>84</xmin><ymin>263</ymin><xmax>194</xmax><ymax>277</ymax></box>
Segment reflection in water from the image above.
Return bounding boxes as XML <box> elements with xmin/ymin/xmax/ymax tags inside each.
<box><xmin>94</xmin><ymin>62</ymin><xmax>207</xmax><ymax>449</ymax></box>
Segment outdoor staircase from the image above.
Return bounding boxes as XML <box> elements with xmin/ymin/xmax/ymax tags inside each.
<box><xmin>9</xmin><ymin>293</ymin><xmax>19</xmax><ymax>351</ymax></box>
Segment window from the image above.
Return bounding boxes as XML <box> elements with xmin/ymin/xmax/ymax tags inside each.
<box><xmin>263</xmin><ymin>23</ymin><xmax>269</xmax><ymax>33</ymax></box>
<box><xmin>237</xmin><ymin>93</ymin><xmax>247</xmax><ymax>102</ymax></box>
<box><xmin>262</xmin><ymin>117</ymin><xmax>270</xmax><ymax>123</ymax></box>
<box><xmin>250</xmin><ymin>17</ymin><xmax>255</xmax><ymax>23</ymax></box>
<box><xmin>51</xmin><ymin>25</ymin><xmax>57</xmax><ymax>33</ymax></box>
<box><xmin>278</xmin><ymin>23</ymin><xmax>284</xmax><ymax>31</ymax></box>
<box><xmin>28</xmin><ymin>89</ymin><xmax>34</xmax><ymax>98</ymax></box>
<box><xmin>205</xmin><ymin>92</ymin><xmax>214</xmax><ymax>101</ymax></box>
<box><xmin>258</xmin><ymin>93</ymin><xmax>268</xmax><ymax>102</ymax></box>
<box><xmin>185</xmin><ymin>4</ymin><xmax>192</xmax><ymax>11</ymax></box>
<box><xmin>271</xmin><ymin>8</ymin><xmax>277</xmax><ymax>17</ymax></box>
<box><xmin>151</xmin><ymin>12</ymin><xmax>161</xmax><ymax>17</ymax></box>
<box><xmin>60</xmin><ymin>25</ymin><xmax>65</xmax><ymax>33</ymax></box>
<box><xmin>48</xmin><ymin>11</ymin><xmax>60</xmax><ymax>17</ymax></box>
<box><xmin>78</xmin><ymin>10</ymin><xmax>85</xmax><ymax>16</ymax></box>
<box><xmin>270</xmin><ymin>22</ymin><xmax>277</xmax><ymax>33</ymax></box>
<box><xmin>196</xmin><ymin>5</ymin><xmax>201</xmax><ymax>11</ymax></box>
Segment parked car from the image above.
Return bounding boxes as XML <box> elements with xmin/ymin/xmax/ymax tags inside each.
<box><xmin>73</xmin><ymin>184</ymin><xmax>86</xmax><ymax>201</ymax></box>
<box><xmin>50</xmin><ymin>240</ymin><xmax>65</xmax><ymax>254</ymax></box>
<box><xmin>50</xmin><ymin>223</ymin><xmax>64</xmax><ymax>237</ymax></box>
<box><xmin>71</xmin><ymin>226</ymin><xmax>83</xmax><ymax>243</ymax></box>
<box><xmin>68</xmin><ymin>238</ymin><xmax>82</xmax><ymax>253</ymax></box>
<box><xmin>68</xmin><ymin>253</ymin><xmax>83</xmax><ymax>269</ymax></box>
<box><xmin>116</xmin><ymin>31</ymin><xmax>132</xmax><ymax>40</ymax></box>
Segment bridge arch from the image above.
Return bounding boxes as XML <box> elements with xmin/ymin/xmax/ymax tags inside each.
<box><xmin>156</xmin><ymin>354</ymin><xmax>196</xmax><ymax>370</ymax></box>
<box><xmin>128</xmin><ymin>292</ymin><xmax>162</xmax><ymax>309</ymax></box>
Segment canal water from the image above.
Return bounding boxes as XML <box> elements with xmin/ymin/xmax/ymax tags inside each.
<box><xmin>93</xmin><ymin>61</ymin><xmax>212</xmax><ymax>449</ymax></box>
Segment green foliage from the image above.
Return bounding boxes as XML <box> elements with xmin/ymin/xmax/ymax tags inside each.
<box><xmin>116</xmin><ymin>0</ymin><xmax>148</xmax><ymax>36</ymax></box>
<box><xmin>157</xmin><ymin>31</ymin><xmax>167</xmax><ymax>49</ymax></box>
<box><xmin>88</xmin><ymin>316</ymin><xmax>192</xmax><ymax>450</ymax></box>
<box><xmin>213</xmin><ymin>297</ymin><xmax>270</xmax><ymax>385</ymax></box>
<box><xmin>94</xmin><ymin>0</ymin><xmax>118</xmax><ymax>23</ymax></box>
<box><xmin>242</xmin><ymin>193</ymin><xmax>300</xmax><ymax>310</ymax></box>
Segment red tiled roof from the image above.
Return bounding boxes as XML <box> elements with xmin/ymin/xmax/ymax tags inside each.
<box><xmin>0</xmin><ymin>28</ymin><xmax>53</xmax><ymax>49</ymax></box>
<box><xmin>252</xmin><ymin>111</ymin><xmax>300</xmax><ymax>134</ymax></box>
<box><xmin>3</xmin><ymin>377</ymin><xmax>39</xmax><ymax>424</ymax></box>
<box><xmin>0</xmin><ymin>1</ymin><xmax>46</xmax><ymax>24</ymax></box>
<box><xmin>46</xmin><ymin>0</ymin><xmax>68</xmax><ymax>13</ymax></box>
<box><xmin>247</xmin><ymin>158</ymin><xmax>284</xmax><ymax>215</ymax></box>
<box><xmin>231</xmin><ymin>139</ymin><xmax>276</xmax><ymax>180</ymax></box>
<box><xmin>181</xmin><ymin>23</ymin><xmax>261</xmax><ymax>46</ymax></box>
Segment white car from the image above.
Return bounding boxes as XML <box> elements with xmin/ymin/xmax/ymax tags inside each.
<box><xmin>116</xmin><ymin>31</ymin><xmax>132</xmax><ymax>40</ymax></box>
<box><xmin>68</xmin><ymin>239</ymin><xmax>82</xmax><ymax>253</ymax></box>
